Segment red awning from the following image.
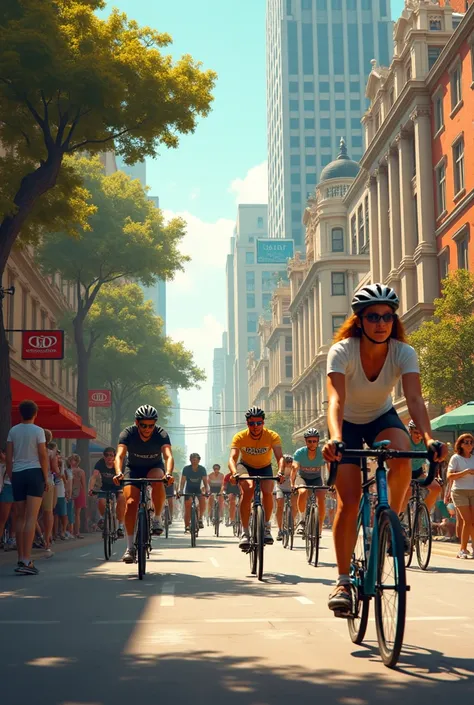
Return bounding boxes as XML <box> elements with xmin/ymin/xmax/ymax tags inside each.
<box><xmin>11</xmin><ymin>379</ymin><xmax>96</xmax><ymax>440</ymax></box>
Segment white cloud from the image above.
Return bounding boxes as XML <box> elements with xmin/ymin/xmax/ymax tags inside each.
<box><xmin>163</xmin><ymin>209</ymin><xmax>234</xmax><ymax>268</ymax></box>
<box><xmin>229</xmin><ymin>162</ymin><xmax>268</xmax><ymax>205</ymax></box>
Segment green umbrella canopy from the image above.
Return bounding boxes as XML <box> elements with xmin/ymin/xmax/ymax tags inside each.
<box><xmin>431</xmin><ymin>401</ymin><xmax>474</xmax><ymax>432</ymax></box>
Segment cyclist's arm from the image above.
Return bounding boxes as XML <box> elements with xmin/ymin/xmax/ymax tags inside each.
<box><xmin>228</xmin><ymin>447</ymin><xmax>240</xmax><ymax>476</ymax></box>
<box><xmin>291</xmin><ymin>461</ymin><xmax>300</xmax><ymax>487</ymax></box>
<box><xmin>88</xmin><ymin>469</ymin><xmax>101</xmax><ymax>492</ymax></box>
<box><xmin>179</xmin><ymin>471</ymin><xmax>186</xmax><ymax>494</ymax></box>
<box><xmin>114</xmin><ymin>445</ymin><xmax>127</xmax><ymax>476</ymax></box>
<box><xmin>202</xmin><ymin>473</ymin><xmax>210</xmax><ymax>494</ymax></box>
<box><xmin>327</xmin><ymin>372</ymin><xmax>345</xmax><ymax>442</ymax></box>
<box><xmin>273</xmin><ymin>445</ymin><xmax>284</xmax><ymax>474</ymax></box>
<box><xmin>162</xmin><ymin>445</ymin><xmax>174</xmax><ymax>475</ymax></box>
<box><xmin>403</xmin><ymin>373</ymin><xmax>436</xmax><ymax>449</ymax></box>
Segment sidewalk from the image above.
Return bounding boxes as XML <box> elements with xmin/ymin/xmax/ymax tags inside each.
<box><xmin>431</xmin><ymin>535</ymin><xmax>468</xmax><ymax>559</ymax></box>
<box><xmin>0</xmin><ymin>533</ymin><xmax>101</xmax><ymax>567</ymax></box>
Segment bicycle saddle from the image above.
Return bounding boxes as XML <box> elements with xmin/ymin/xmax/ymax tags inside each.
<box><xmin>372</xmin><ymin>440</ymin><xmax>391</xmax><ymax>449</ymax></box>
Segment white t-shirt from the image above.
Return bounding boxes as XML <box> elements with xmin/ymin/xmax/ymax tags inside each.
<box><xmin>447</xmin><ymin>453</ymin><xmax>474</xmax><ymax>491</ymax></box>
<box><xmin>327</xmin><ymin>337</ymin><xmax>420</xmax><ymax>424</ymax></box>
<box><xmin>7</xmin><ymin>423</ymin><xmax>46</xmax><ymax>473</ymax></box>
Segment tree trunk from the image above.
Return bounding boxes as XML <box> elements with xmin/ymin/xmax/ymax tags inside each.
<box><xmin>0</xmin><ymin>290</ymin><xmax>12</xmax><ymax>446</ymax></box>
<box><xmin>111</xmin><ymin>399</ymin><xmax>123</xmax><ymax>449</ymax></box>
<box><xmin>73</xmin><ymin>311</ymin><xmax>91</xmax><ymax>477</ymax></box>
<box><xmin>0</xmin><ymin>150</ymin><xmax>64</xmax><ymax>445</ymax></box>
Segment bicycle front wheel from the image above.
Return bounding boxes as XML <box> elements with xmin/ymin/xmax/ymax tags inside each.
<box><xmin>234</xmin><ymin>506</ymin><xmax>241</xmax><ymax>537</ymax></box>
<box><xmin>374</xmin><ymin>509</ymin><xmax>407</xmax><ymax>668</ymax></box>
<box><xmin>312</xmin><ymin>505</ymin><xmax>320</xmax><ymax>567</ymax></box>
<box><xmin>282</xmin><ymin>503</ymin><xmax>290</xmax><ymax>549</ymax></box>
<box><xmin>214</xmin><ymin>502</ymin><xmax>220</xmax><ymax>537</ymax></box>
<box><xmin>305</xmin><ymin>509</ymin><xmax>314</xmax><ymax>564</ymax></box>
<box><xmin>403</xmin><ymin>503</ymin><xmax>414</xmax><ymax>568</ymax></box>
<box><xmin>190</xmin><ymin>503</ymin><xmax>197</xmax><ymax>547</ymax></box>
<box><xmin>288</xmin><ymin>507</ymin><xmax>294</xmax><ymax>551</ymax></box>
<box><xmin>137</xmin><ymin>510</ymin><xmax>147</xmax><ymax>580</ymax></box>
<box><xmin>164</xmin><ymin>505</ymin><xmax>170</xmax><ymax>539</ymax></box>
<box><xmin>103</xmin><ymin>507</ymin><xmax>111</xmax><ymax>561</ymax></box>
<box><xmin>256</xmin><ymin>505</ymin><xmax>265</xmax><ymax>581</ymax></box>
<box><xmin>348</xmin><ymin>520</ymin><xmax>370</xmax><ymax>645</ymax></box>
<box><xmin>415</xmin><ymin>503</ymin><xmax>432</xmax><ymax>570</ymax></box>
<box><xmin>249</xmin><ymin>511</ymin><xmax>257</xmax><ymax>575</ymax></box>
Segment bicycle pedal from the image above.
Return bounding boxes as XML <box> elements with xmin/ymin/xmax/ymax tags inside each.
<box><xmin>333</xmin><ymin>609</ymin><xmax>351</xmax><ymax>619</ymax></box>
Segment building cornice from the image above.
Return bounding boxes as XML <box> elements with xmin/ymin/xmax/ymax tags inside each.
<box><xmin>266</xmin><ymin>322</ymin><xmax>291</xmax><ymax>349</ymax></box>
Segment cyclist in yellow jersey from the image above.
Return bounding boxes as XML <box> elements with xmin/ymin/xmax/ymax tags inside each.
<box><xmin>228</xmin><ymin>406</ymin><xmax>284</xmax><ymax>549</ymax></box>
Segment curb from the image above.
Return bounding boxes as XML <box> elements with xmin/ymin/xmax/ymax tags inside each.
<box><xmin>0</xmin><ymin>533</ymin><xmax>102</xmax><ymax>567</ymax></box>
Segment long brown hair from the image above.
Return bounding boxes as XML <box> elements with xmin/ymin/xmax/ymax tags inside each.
<box><xmin>454</xmin><ymin>433</ymin><xmax>474</xmax><ymax>456</ymax></box>
<box><xmin>333</xmin><ymin>313</ymin><xmax>408</xmax><ymax>343</ymax></box>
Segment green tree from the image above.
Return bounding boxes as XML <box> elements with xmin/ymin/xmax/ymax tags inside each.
<box><xmin>409</xmin><ymin>269</ymin><xmax>474</xmax><ymax>408</ymax></box>
<box><xmin>37</xmin><ymin>158</ymin><xmax>190</xmax><ymax>466</ymax></box>
<box><xmin>172</xmin><ymin>445</ymin><xmax>186</xmax><ymax>473</ymax></box>
<box><xmin>266</xmin><ymin>411</ymin><xmax>297</xmax><ymax>454</ymax></box>
<box><xmin>86</xmin><ymin>282</ymin><xmax>204</xmax><ymax>444</ymax></box>
<box><xmin>0</xmin><ymin>0</ymin><xmax>215</xmax><ymax>442</ymax></box>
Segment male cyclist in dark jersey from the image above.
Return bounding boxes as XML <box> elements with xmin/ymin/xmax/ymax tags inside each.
<box><xmin>113</xmin><ymin>405</ymin><xmax>174</xmax><ymax>563</ymax></box>
<box><xmin>88</xmin><ymin>447</ymin><xmax>125</xmax><ymax>537</ymax></box>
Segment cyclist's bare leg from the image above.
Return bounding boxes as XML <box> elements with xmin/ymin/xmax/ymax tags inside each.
<box><xmin>291</xmin><ymin>493</ymin><xmax>298</xmax><ymax>520</ymax></box>
<box><xmin>123</xmin><ymin>484</ymin><xmax>140</xmax><ymax>543</ymax></box>
<box><xmin>147</xmin><ymin>468</ymin><xmax>165</xmax><ymax>517</ymax></box>
<box><xmin>239</xmin><ymin>480</ymin><xmax>253</xmax><ymax>531</ymax></box>
<box><xmin>218</xmin><ymin>495</ymin><xmax>225</xmax><ymax>516</ymax></box>
<box><xmin>229</xmin><ymin>495</ymin><xmax>236</xmax><ymax>522</ymax></box>
<box><xmin>198</xmin><ymin>495</ymin><xmax>207</xmax><ymax>519</ymax></box>
<box><xmin>424</xmin><ymin>479</ymin><xmax>441</xmax><ymax>513</ymax></box>
<box><xmin>375</xmin><ymin>428</ymin><xmax>411</xmax><ymax>515</ymax></box>
<box><xmin>261</xmin><ymin>479</ymin><xmax>274</xmax><ymax>523</ymax></box>
<box><xmin>97</xmin><ymin>498</ymin><xmax>106</xmax><ymax>517</ymax></box>
<box><xmin>184</xmin><ymin>497</ymin><xmax>192</xmax><ymax>526</ymax></box>
<box><xmin>168</xmin><ymin>496</ymin><xmax>174</xmax><ymax>518</ymax></box>
<box><xmin>297</xmin><ymin>488</ymin><xmax>307</xmax><ymax>516</ymax></box>
<box><xmin>116</xmin><ymin>493</ymin><xmax>125</xmax><ymax>523</ymax></box>
<box><xmin>333</xmin><ymin>464</ymin><xmax>361</xmax><ymax>575</ymax></box>
<box><xmin>317</xmin><ymin>491</ymin><xmax>326</xmax><ymax>533</ymax></box>
<box><xmin>276</xmin><ymin>497</ymin><xmax>284</xmax><ymax>529</ymax></box>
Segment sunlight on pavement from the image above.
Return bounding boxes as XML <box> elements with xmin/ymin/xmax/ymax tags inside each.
<box><xmin>27</xmin><ymin>657</ymin><xmax>77</xmax><ymax>667</ymax></box>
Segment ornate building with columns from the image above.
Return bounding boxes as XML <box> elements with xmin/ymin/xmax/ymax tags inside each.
<box><xmin>289</xmin><ymin>142</ymin><xmax>370</xmax><ymax>444</ymax></box>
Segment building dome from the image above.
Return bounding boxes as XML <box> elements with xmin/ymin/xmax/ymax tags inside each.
<box><xmin>319</xmin><ymin>138</ymin><xmax>360</xmax><ymax>182</ymax></box>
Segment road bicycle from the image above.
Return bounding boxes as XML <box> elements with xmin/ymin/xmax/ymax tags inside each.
<box><xmin>163</xmin><ymin>497</ymin><xmax>172</xmax><ymax>539</ymax></box>
<box><xmin>125</xmin><ymin>478</ymin><xmax>167</xmax><ymax>579</ymax></box>
<box><xmin>281</xmin><ymin>490</ymin><xmax>295</xmax><ymax>550</ymax></box>
<box><xmin>296</xmin><ymin>485</ymin><xmax>324</xmax><ymax>566</ymax></box>
<box><xmin>181</xmin><ymin>493</ymin><xmax>203</xmax><ymax>547</ymax></box>
<box><xmin>210</xmin><ymin>493</ymin><xmax>224</xmax><ymax>537</ymax></box>
<box><xmin>93</xmin><ymin>490</ymin><xmax>118</xmax><ymax>560</ymax></box>
<box><xmin>404</xmin><ymin>476</ymin><xmax>436</xmax><ymax>570</ymax></box>
<box><xmin>237</xmin><ymin>475</ymin><xmax>280</xmax><ymax>581</ymax></box>
<box><xmin>329</xmin><ymin>440</ymin><xmax>439</xmax><ymax>668</ymax></box>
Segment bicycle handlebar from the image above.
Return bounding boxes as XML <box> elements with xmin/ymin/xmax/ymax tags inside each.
<box><xmin>327</xmin><ymin>441</ymin><xmax>442</xmax><ymax>488</ymax></box>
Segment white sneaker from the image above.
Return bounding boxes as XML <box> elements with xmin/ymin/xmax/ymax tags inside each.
<box><xmin>457</xmin><ymin>550</ymin><xmax>469</xmax><ymax>559</ymax></box>
<box><xmin>44</xmin><ymin>548</ymin><xmax>54</xmax><ymax>559</ymax></box>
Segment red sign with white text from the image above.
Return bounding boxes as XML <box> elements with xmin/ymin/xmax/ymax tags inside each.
<box><xmin>88</xmin><ymin>390</ymin><xmax>112</xmax><ymax>408</ymax></box>
<box><xmin>21</xmin><ymin>330</ymin><xmax>64</xmax><ymax>360</ymax></box>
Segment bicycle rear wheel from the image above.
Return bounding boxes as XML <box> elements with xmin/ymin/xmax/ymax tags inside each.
<box><xmin>164</xmin><ymin>505</ymin><xmax>170</xmax><ymax>539</ymax></box>
<box><xmin>288</xmin><ymin>507</ymin><xmax>294</xmax><ymax>551</ymax></box>
<box><xmin>282</xmin><ymin>503</ymin><xmax>290</xmax><ymax>549</ymax></box>
<box><xmin>415</xmin><ymin>502</ymin><xmax>432</xmax><ymax>570</ymax></box>
<box><xmin>137</xmin><ymin>510</ymin><xmax>147</xmax><ymax>580</ymax></box>
<box><xmin>214</xmin><ymin>501</ymin><xmax>220</xmax><ymax>537</ymax></box>
<box><xmin>256</xmin><ymin>505</ymin><xmax>265</xmax><ymax>581</ymax></box>
<box><xmin>249</xmin><ymin>510</ymin><xmax>257</xmax><ymax>575</ymax></box>
<box><xmin>312</xmin><ymin>505</ymin><xmax>320</xmax><ymax>567</ymax></box>
<box><xmin>374</xmin><ymin>509</ymin><xmax>407</xmax><ymax>668</ymax></box>
<box><xmin>103</xmin><ymin>507</ymin><xmax>111</xmax><ymax>561</ymax></box>
<box><xmin>403</xmin><ymin>502</ymin><xmax>414</xmax><ymax>568</ymax></box>
<box><xmin>348</xmin><ymin>519</ymin><xmax>370</xmax><ymax>644</ymax></box>
<box><xmin>305</xmin><ymin>509</ymin><xmax>314</xmax><ymax>564</ymax></box>
<box><xmin>190</xmin><ymin>503</ymin><xmax>197</xmax><ymax>547</ymax></box>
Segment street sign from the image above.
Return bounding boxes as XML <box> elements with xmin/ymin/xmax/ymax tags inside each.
<box><xmin>21</xmin><ymin>330</ymin><xmax>64</xmax><ymax>360</ymax></box>
<box><xmin>88</xmin><ymin>390</ymin><xmax>112</xmax><ymax>407</ymax></box>
<box><xmin>256</xmin><ymin>238</ymin><xmax>294</xmax><ymax>264</ymax></box>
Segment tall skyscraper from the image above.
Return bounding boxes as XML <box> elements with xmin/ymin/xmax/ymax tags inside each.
<box><xmin>266</xmin><ymin>0</ymin><xmax>393</xmax><ymax>246</ymax></box>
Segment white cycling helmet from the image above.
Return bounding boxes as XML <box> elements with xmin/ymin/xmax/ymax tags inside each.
<box><xmin>135</xmin><ymin>404</ymin><xmax>158</xmax><ymax>421</ymax></box>
<box><xmin>351</xmin><ymin>284</ymin><xmax>399</xmax><ymax>315</ymax></box>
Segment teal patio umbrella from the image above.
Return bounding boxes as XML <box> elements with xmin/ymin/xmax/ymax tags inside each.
<box><xmin>431</xmin><ymin>401</ymin><xmax>474</xmax><ymax>433</ymax></box>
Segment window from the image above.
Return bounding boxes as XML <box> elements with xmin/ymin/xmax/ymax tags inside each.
<box><xmin>306</xmin><ymin>173</ymin><xmax>317</xmax><ymax>184</ymax></box>
<box><xmin>247</xmin><ymin>294</ymin><xmax>255</xmax><ymax>309</ymax></box>
<box><xmin>331</xmin><ymin>272</ymin><xmax>345</xmax><ymax>296</ymax></box>
<box><xmin>350</xmin><ymin>99</ymin><xmax>360</xmax><ymax>111</ymax></box>
<box><xmin>333</xmin><ymin>25</ymin><xmax>344</xmax><ymax>74</ymax></box>
<box><xmin>245</xmin><ymin>251</ymin><xmax>254</xmax><ymax>265</ymax></box>
<box><xmin>434</xmin><ymin>93</ymin><xmax>444</xmax><ymax>133</ymax></box>
<box><xmin>320</xmin><ymin>136</ymin><xmax>331</xmax><ymax>148</ymax></box>
<box><xmin>316</xmin><ymin>0</ymin><xmax>327</xmax><ymax>8</ymax></box>
<box><xmin>302</xmin><ymin>23</ymin><xmax>314</xmax><ymax>74</ymax></box>
<box><xmin>287</xmin><ymin>21</ymin><xmax>299</xmax><ymax>74</ymax></box>
<box><xmin>332</xmin><ymin>0</ymin><xmax>342</xmax><ymax>8</ymax></box>
<box><xmin>289</xmin><ymin>81</ymin><xmax>298</xmax><ymax>93</ymax></box>
<box><xmin>347</xmin><ymin>0</ymin><xmax>357</xmax><ymax>8</ymax></box>
<box><xmin>290</xmin><ymin>136</ymin><xmax>300</xmax><ymax>148</ymax></box>
<box><xmin>435</xmin><ymin>161</ymin><xmax>446</xmax><ymax>216</ymax></box>
<box><xmin>285</xmin><ymin>355</ymin><xmax>293</xmax><ymax>379</ymax></box>
<box><xmin>304</xmin><ymin>81</ymin><xmax>314</xmax><ymax>92</ymax></box>
<box><xmin>285</xmin><ymin>336</ymin><xmax>292</xmax><ymax>352</ymax></box>
<box><xmin>305</xmin><ymin>136</ymin><xmax>315</xmax><ymax>147</ymax></box>
<box><xmin>364</xmin><ymin>197</ymin><xmax>369</xmax><ymax>248</ymax></box>
<box><xmin>292</xmin><ymin>210</ymin><xmax>301</xmax><ymax>222</ymax></box>
<box><xmin>453</xmin><ymin>137</ymin><xmax>465</xmax><ymax>195</ymax></box>
<box><xmin>348</xmin><ymin>24</ymin><xmax>359</xmax><ymax>73</ymax></box>
<box><xmin>332</xmin><ymin>315</ymin><xmax>346</xmax><ymax>335</ymax></box>
<box><xmin>286</xmin><ymin>0</ymin><xmax>292</xmax><ymax>13</ymax></box>
<box><xmin>304</xmin><ymin>118</ymin><xmax>315</xmax><ymax>129</ymax></box>
<box><xmin>249</xmin><ymin>236</ymin><xmax>255</xmax><ymax>243</ymax></box>
<box><xmin>451</xmin><ymin>63</ymin><xmax>462</xmax><ymax>110</ymax></box>
<box><xmin>350</xmin><ymin>81</ymin><xmax>360</xmax><ymax>93</ymax></box>
<box><xmin>457</xmin><ymin>232</ymin><xmax>469</xmax><ymax>270</ymax></box>
<box><xmin>290</xmin><ymin>99</ymin><xmax>298</xmax><ymax>112</ymax></box>
<box><xmin>285</xmin><ymin>393</ymin><xmax>293</xmax><ymax>410</ymax></box>
<box><xmin>247</xmin><ymin>313</ymin><xmax>258</xmax><ymax>333</ymax></box>
<box><xmin>291</xmin><ymin>155</ymin><xmax>300</xmax><ymax>166</ymax></box>
<box><xmin>302</xmin><ymin>0</ymin><xmax>312</xmax><ymax>8</ymax></box>
<box><xmin>321</xmin><ymin>118</ymin><xmax>330</xmax><ymax>129</ymax></box>
<box><xmin>319</xmin><ymin>81</ymin><xmax>329</xmax><ymax>93</ymax></box>
<box><xmin>352</xmin><ymin>136</ymin><xmax>362</xmax><ymax>148</ymax></box>
<box><xmin>317</xmin><ymin>24</ymin><xmax>329</xmax><ymax>74</ymax></box>
<box><xmin>262</xmin><ymin>271</ymin><xmax>274</xmax><ymax>291</ymax></box>
<box><xmin>429</xmin><ymin>17</ymin><xmax>442</xmax><ymax>31</ymax></box>
<box><xmin>247</xmin><ymin>336</ymin><xmax>257</xmax><ymax>353</ymax></box>
<box><xmin>290</xmin><ymin>117</ymin><xmax>299</xmax><ymax>130</ymax></box>
<box><xmin>305</xmin><ymin>154</ymin><xmax>316</xmax><ymax>166</ymax></box>
<box><xmin>320</xmin><ymin>100</ymin><xmax>330</xmax><ymax>111</ymax></box>
<box><xmin>336</xmin><ymin>118</ymin><xmax>346</xmax><ymax>130</ymax></box>
<box><xmin>358</xmin><ymin>205</ymin><xmax>364</xmax><ymax>250</ymax></box>
<box><xmin>246</xmin><ymin>271</ymin><xmax>255</xmax><ymax>291</ymax></box>
<box><xmin>291</xmin><ymin>172</ymin><xmax>301</xmax><ymax>185</ymax></box>
<box><xmin>262</xmin><ymin>293</ymin><xmax>272</xmax><ymax>310</ymax></box>
<box><xmin>335</xmin><ymin>82</ymin><xmax>345</xmax><ymax>92</ymax></box>
<box><xmin>291</xmin><ymin>191</ymin><xmax>301</xmax><ymax>204</ymax></box>
<box><xmin>257</xmin><ymin>217</ymin><xmax>264</xmax><ymax>229</ymax></box>
<box><xmin>439</xmin><ymin>250</ymin><xmax>449</xmax><ymax>280</ymax></box>
<box><xmin>283</xmin><ymin>314</ymin><xmax>291</xmax><ymax>324</ymax></box>
<box><xmin>351</xmin><ymin>215</ymin><xmax>357</xmax><ymax>251</ymax></box>
<box><xmin>351</xmin><ymin>117</ymin><xmax>361</xmax><ymax>129</ymax></box>
<box><xmin>335</xmin><ymin>100</ymin><xmax>345</xmax><ymax>111</ymax></box>
<box><xmin>428</xmin><ymin>46</ymin><xmax>442</xmax><ymax>70</ymax></box>
<box><xmin>379</xmin><ymin>0</ymin><xmax>387</xmax><ymax>15</ymax></box>
<box><xmin>361</xmin><ymin>0</ymin><xmax>371</xmax><ymax>8</ymax></box>
<box><xmin>331</xmin><ymin>227</ymin><xmax>344</xmax><ymax>252</ymax></box>
<box><xmin>304</xmin><ymin>99</ymin><xmax>314</xmax><ymax>111</ymax></box>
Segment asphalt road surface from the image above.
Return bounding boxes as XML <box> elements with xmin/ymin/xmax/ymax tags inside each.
<box><xmin>1</xmin><ymin>521</ymin><xmax>474</xmax><ymax>705</ymax></box>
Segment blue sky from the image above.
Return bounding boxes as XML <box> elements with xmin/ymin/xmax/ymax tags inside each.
<box><xmin>105</xmin><ymin>0</ymin><xmax>405</xmax><ymax>457</ymax></box>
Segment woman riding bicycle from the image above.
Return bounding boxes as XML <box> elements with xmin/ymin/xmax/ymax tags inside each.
<box><xmin>323</xmin><ymin>283</ymin><xmax>446</xmax><ymax>615</ymax></box>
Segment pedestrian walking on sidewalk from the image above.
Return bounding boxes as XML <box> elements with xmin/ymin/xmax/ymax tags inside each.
<box><xmin>447</xmin><ymin>433</ymin><xmax>474</xmax><ymax>559</ymax></box>
<box><xmin>6</xmin><ymin>400</ymin><xmax>49</xmax><ymax>574</ymax></box>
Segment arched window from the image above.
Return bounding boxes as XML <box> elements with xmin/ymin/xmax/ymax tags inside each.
<box><xmin>331</xmin><ymin>227</ymin><xmax>344</xmax><ymax>252</ymax></box>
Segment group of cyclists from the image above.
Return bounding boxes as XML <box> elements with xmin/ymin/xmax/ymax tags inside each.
<box><xmin>97</xmin><ymin>283</ymin><xmax>447</xmax><ymax>617</ymax></box>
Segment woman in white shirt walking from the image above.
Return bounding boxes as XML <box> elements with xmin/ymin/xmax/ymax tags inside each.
<box><xmin>323</xmin><ymin>284</ymin><xmax>446</xmax><ymax>614</ymax></box>
<box><xmin>447</xmin><ymin>433</ymin><xmax>474</xmax><ymax>558</ymax></box>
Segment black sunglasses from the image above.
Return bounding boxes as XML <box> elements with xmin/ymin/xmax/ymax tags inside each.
<box><xmin>138</xmin><ymin>422</ymin><xmax>156</xmax><ymax>429</ymax></box>
<box><xmin>362</xmin><ymin>312</ymin><xmax>396</xmax><ymax>324</ymax></box>
<box><xmin>248</xmin><ymin>421</ymin><xmax>264</xmax><ymax>427</ymax></box>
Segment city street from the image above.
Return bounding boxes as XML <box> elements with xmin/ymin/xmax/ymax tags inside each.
<box><xmin>1</xmin><ymin>524</ymin><xmax>474</xmax><ymax>704</ymax></box>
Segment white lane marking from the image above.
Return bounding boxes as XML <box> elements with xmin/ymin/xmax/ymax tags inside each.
<box><xmin>0</xmin><ymin>620</ymin><xmax>60</xmax><ymax>625</ymax></box>
<box><xmin>160</xmin><ymin>582</ymin><xmax>175</xmax><ymax>607</ymax></box>
<box><xmin>294</xmin><ymin>596</ymin><xmax>314</xmax><ymax>605</ymax></box>
<box><xmin>80</xmin><ymin>553</ymin><xmax>90</xmax><ymax>557</ymax></box>
<box><xmin>209</xmin><ymin>557</ymin><xmax>219</xmax><ymax>568</ymax></box>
